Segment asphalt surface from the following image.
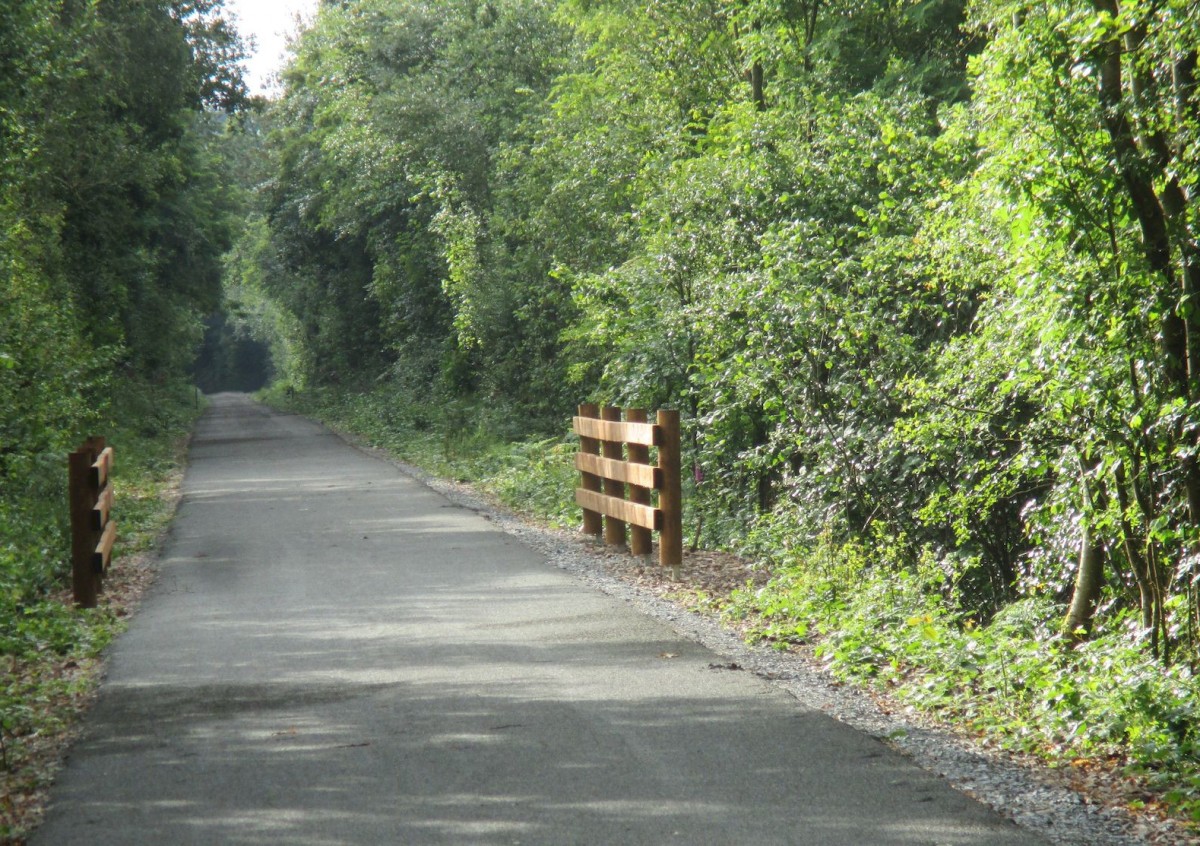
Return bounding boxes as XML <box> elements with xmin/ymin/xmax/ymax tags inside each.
<box><xmin>33</xmin><ymin>393</ymin><xmax>1052</xmax><ymax>845</ymax></box>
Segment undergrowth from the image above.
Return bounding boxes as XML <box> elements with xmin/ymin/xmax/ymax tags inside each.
<box><xmin>1</xmin><ymin>378</ymin><xmax>201</xmax><ymax>840</ymax></box>
<box><xmin>723</xmin><ymin>534</ymin><xmax>1200</xmax><ymax>825</ymax></box>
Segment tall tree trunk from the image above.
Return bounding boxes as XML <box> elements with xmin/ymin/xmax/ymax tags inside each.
<box><xmin>751</xmin><ymin>58</ymin><xmax>765</xmax><ymax>110</ymax></box>
<box><xmin>1064</xmin><ymin>456</ymin><xmax>1106</xmax><ymax>641</ymax></box>
<box><xmin>1091</xmin><ymin>2</ymin><xmax>1200</xmax><ymax>534</ymax></box>
<box><xmin>1065</xmin><ymin>520</ymin><xmax>1105</xmax><ymax>642</ymax></box>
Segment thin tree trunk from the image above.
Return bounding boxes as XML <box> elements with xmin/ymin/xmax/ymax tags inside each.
<box><xmin>1065</xmin><ymin>521</ymin><xmax>1105</xmax><ymax>642</ymax></box>
<box><xmin>1114</xmin><ymin>462</ymin><xmax>1161</xmax><ymax>647</ymax></box>
<box><xmin>1064</xmin><ymin>456</ymin><xmax>1106</xmax><ymax>641</ymax></box>
<box><xmin>1091</xmin><ymin>3</ymin><xmax>1200</xmax><ymax>537</ymax></box>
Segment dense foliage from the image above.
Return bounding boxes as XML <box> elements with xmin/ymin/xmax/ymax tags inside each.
<box><xmin>7</xmin><ymin>0</ymin><xmax>1200</xmax><ymax>828</ymax></box>
<box><xmin>247</xmin><ymin>0</ymin><xmax>1200</xmax><ymax>654</ymax></box>
<box><xmin>1</xmin><ymin>2</ymin><xmax>246</xmax><ymax>831</ymax></box>
<box><xmin>2</xmin><ymin>0</ymin><xmax>245</xmax><ymax>580</ymax></box>
<box><xmin>234</xmin><ymin>0</ymin><xmax>1200</xmax><ymax>816</ymax></box>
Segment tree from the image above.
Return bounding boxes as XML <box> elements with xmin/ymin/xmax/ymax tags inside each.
<box><xmin>903</xmin><ymin>0</ymin><xmax>1200</xmax><ymax>650</ymax></box>
<box><xmin>257</xmin><ymin>0</ymin><xmax>571</xmax><ymax>409</ymax></box>
<box><xmin>1</xmin><ymin>0</ymin><xmax>247</xmax><ymax>607</ymax></box>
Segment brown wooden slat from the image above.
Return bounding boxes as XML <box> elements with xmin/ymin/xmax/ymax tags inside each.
<box><xmin>91</xmin><ymin>483</ymin><xmax>114</xmax><ymax>532</ymax></box>
<box><xmin>574</xmin><ymin>452</ymin><xmax>662</xmax><ymax>489</ymax></box>
<box><xmin>572</xmin><ymin>416</ymin><xmax>658</xmax><ymax>446</ymax></box>
<box><xmin>92</xmin><ymin>519</ymin><xmax>116</xmax><ymax>573</ymax></box>
<box><xmin>575</xmin><ymin>488</ymin><xmax>661</xmax><ymax>531</ymax></box>
<box><xmin>577</xmin><ymin>403</ymin><xmax>603</xmax><ymax>537</ymax></box>
<box><xmin>600</xmin><ymin>407</ymin><xmax>627</xmax><ymax>546</ymax></box>
<box><xmin>90</xmin><ymin>447</ymin><xmax>113</xmax><ymax>489</ymax></box>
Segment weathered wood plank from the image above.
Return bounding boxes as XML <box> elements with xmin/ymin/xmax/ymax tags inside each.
<box><xmin>92</xmin><ymin>483</ymin><xmax>114</xmax><ymax>532</ymax></box>
<box><xmin>572</xmin><ymin>416</ymin><xmax>658</xmax><ymax>446</ymax></box>
<box><xmin>626</xmin><ymin>408</ymin><xmax>654</xmax><ymax>557</ymax></box>
<box><xmin>577</xmin><ymin>403</ymin><xmax>603</xmax><ymax>537</ymax></box>
<box><xmin>601</xmin><ymin>407</ymin><xmax>627</xmax><ymax>547</ymax></box>
<box><xmin>92</xmin><ymin>519</ymin><xmax>116</xmax><ymax>573</ymax></box>
<box><xmin>574</xmin><ymin>452</ymin><xmax>662</xmax><ymax>489</ymax></box>
<box><xmin>574</xmin><ymin>488</ymin><xmax>661</xmax><ymax>531</ymax></box>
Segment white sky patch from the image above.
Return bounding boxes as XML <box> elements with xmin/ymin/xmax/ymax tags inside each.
<box><xmin>223</xmin><ymin>0</ymin><xmax>319</xmax><ymax>95</ymax></box>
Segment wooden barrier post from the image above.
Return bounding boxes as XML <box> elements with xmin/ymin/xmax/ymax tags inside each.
<box><xmin>601</xmin><ymin>406</ymin><xmax>627</xmax><ymax>548</ymax></box>
<box><xmin>626</xmin><ymin>408</ymin><xmax>653</xmax><ymax>557</ymax></box>
<box><xmin>572</xmin><ymin>405</ymin><xmax>682</xmax><ymax>575</ymax></box>
<box><xmin>578</xmin><ymin>403</ymin><xmax>603</xmax><ymax>538</ymax></box>
<box><xmin>657</xmin><ymin>409</ymin><xmax>682</xmax><ymax>577</ymax></box>
<box><xmin>69</xmin><ymin>445</ymin><xmax>99</xmax><ymax>609</ymax></box>
<box><xmin>69</xmin><ymin>437</ymin><xmax>116</xmax><ymax>609</ymax></box>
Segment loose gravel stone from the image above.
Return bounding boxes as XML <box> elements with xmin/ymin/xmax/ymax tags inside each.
<box><xmin>360</xmin><ymin>441</ymin><xmax>1199</xmax><ymax>846</ymax></box>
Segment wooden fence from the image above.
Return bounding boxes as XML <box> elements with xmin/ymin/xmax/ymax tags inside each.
<box><xmin>573</xmin><ymin>405</ymin><xmax>682</xmax><ymax>574</ymax></box>
<box><xmin>68</xmin><ymin>437</ymin><xmax>116</xmax><ymax>608</ymax></box>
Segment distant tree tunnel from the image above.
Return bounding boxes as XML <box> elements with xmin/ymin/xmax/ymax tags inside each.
<box><xmin>192</xmin><ymin>313</ymin><xmax>273</xmax><ymax>393</ymax></box>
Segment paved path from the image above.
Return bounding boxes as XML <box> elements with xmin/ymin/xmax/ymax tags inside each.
<box><xmin>34</xmin><ymin>394</ymin><xmax>1050</xmax><ymax>845</ymax></box>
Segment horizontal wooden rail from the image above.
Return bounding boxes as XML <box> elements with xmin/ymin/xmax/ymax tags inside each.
<box><xmin>91</xmin><ymin>447</ymin><xmax>113</xmax><ymax>489</ymax></box>
<box><xmin>94</xmin><ymin>519</ymin><xmax>117</xmax><ymax>572</ymax></box>
<box><xmin>571</xmin><ymin>416</ymin><xmax>659</xmax><ymax>446</ymax></box>
<box><xmin>574</xmin><ymin>488</ymin><xmax>661</xmax><ymax>531</ymax></box>
<box><xmin>92</xmin><ymin>484</ymin><xmax>114</xmax><ymax>531</ymax></box>
<box><xmin>573</xmin><ymin>405</ymin><xmax>681</xmax><ymax>575</ymax></box>
<box><xmin>574</xmin><ymin>452</ymin><xmax>662</xmax><ymax>489</ymax></box>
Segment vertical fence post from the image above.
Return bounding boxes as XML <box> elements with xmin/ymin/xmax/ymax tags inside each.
<box><xmin>601</xmin><ymin>406</ymin><xmax>627</xmax><ymax>548</ymax></box>
<box><xmin>69</xmin><ymin>443</ymin><xmax>99</xmax><ymax>609</ymax></box>
<box><xmin>578</xmin><ymin>403</ymin><xmax>603</xmax><ymax>538</ymax></box>
<box><xmin>626</xmin><ymin>408</ymin><xmax>653</xmax><ymax>557</ymax></box>
<box><xmin>657</xmin><ymin>409</ymin><xmax>682</xmax><ymax>577</ymax></box>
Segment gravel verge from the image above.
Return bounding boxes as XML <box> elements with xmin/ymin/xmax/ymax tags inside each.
<box><xmin>373</xmin><ymin>447</ymin><xmax>1199</xmax><ymax>846</ymax></box>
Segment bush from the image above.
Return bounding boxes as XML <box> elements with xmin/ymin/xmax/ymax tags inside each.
<box><xmin>728</xmin><ymin>548</ymin><xmax>1200</xmax><ymax>820</ymax></box>
<box><xmin>1</xmin><ymin>376</ymin><xmax>201</xmax><ymax>839</ymax></box>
